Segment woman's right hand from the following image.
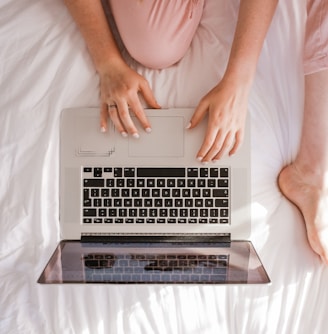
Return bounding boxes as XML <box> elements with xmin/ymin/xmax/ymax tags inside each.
<box><xmin>99</xmin><ymin>60</ymin><xmax>161</xmax><ymax>137</ymax></box>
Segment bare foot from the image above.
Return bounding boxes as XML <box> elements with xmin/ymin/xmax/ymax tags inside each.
<box><xmin>278</xmin><ymin>163</ymin><xmax>328</xmax><ymax>264</ymax></box>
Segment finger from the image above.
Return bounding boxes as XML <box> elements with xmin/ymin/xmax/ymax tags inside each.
<box><xmin>115</xmin><ymin>100</ymin><xmax>139</xmax><ymax>138</ymax></box>
<box><xmin>212</xmin><ymin>131</ymin><xmax>234</xmax><ymax>161</ymax></box>
<box><xmin>196</xmin><ymin>125</ymin><xmax>222</xmax><ymax>162</ymax></box>
<box><xmin>100</xmin><ymin>103</ymin><xmax>109</xmax><ymax>132</ymax></box>
<box><xmin>107</xmin><ymin>104</ymin><xmax>128</xmax><ymax>137</ymax></box>
<box><xmin>188</xmin><ymin>100</ymin><xmax>208</xmax><ymax>129</ymax></box>
<box><xmin>229</xmin><ymin>129</ymin><xmax>244</xmax><ymax>156</ymax></box>
<box><xmin>139</xmin><ymin>79</ymin><xmax>161</xmax><ymax>109</ymax></box>
<box><xmin>128</xmin><ymin>94</ymin><xmax>152</xmax><ymax>133</ymax></box>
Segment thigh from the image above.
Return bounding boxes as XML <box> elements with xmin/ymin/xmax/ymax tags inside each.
<box><xmin>304</xmin><ymin>0</ymin><xmax>328</xmax><ymax>74</ymax></box>
<box><xmin>108</xmin><ymin>0</ymin><xmax>204</xmax><ymax>69</ymax></box>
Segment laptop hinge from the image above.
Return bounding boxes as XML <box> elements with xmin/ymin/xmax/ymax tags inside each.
<box><xmin>81</xmin><ymin>233</ymin><xmax>231</xmax><ymax>244</ymax></box>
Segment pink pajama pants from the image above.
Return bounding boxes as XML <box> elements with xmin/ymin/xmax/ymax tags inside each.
<box><xmin>108</xmin><ymin>0</ymin><xmax>204</xmax><ymax>69</ymax></box>
<box><xmin>304</xmin><ymin>0</ymin><xmax>328</xmax><ymax>74</ymax></box>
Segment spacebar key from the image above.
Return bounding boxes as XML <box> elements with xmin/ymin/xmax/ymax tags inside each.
<box><xmin>137</xmin><ymin>168</ymin><xmax>185</xmax><ymax>177</ymax></box>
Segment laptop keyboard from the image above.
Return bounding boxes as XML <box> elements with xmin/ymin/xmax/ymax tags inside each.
<box><xmin>82</xmin><ymin>167</ymin><xmax>230</xmax><ymax>225</ymax></box>
<box><xmin>83</xmin><ymin>252</ymin><xmax>229</xmax><ymax>283</ymax></box>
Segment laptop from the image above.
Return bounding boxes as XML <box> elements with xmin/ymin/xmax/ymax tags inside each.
<box><xmin>38</xmin><ymin>107</ymin><xmax>270</xmax><ymax>284</ymax></box>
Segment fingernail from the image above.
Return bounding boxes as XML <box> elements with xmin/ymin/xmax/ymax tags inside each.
<box><xmin>186</xmin><ymin>122</ymin><xmax>191</xmax><ymax>130</ymax></box>
<box><xmin>145</xmin><ymin>127</ymin><xmax>152</xmax><ymax>134</ymax></box>
<box><xmin>132</xmin><ymin>133</ymin><xmax>140</xmax><ymax>139</ymax></box>
<box><xmin>121</xmin><ymin>131</ymin><xmax>128</xmax><ymax>138</ymax></box>
<box><xmin>196</xmin><ymin>156</ymin><xmax>203</xmax><ymax>162</ymax></box>
<box><xmin>100</xmin><ymin>127</ymin><xmax>106</xmax><ymax>133</ymax></box>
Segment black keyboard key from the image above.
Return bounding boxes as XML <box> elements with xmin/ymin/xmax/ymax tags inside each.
<box><xmin>114</xmin><ymin>199</ymin><xmax>122</xmax><ymax>207</ymax></box>
<box><xmin>192</xmin><ymin>189</ymin><xmax>201</xmax><ymax>197</ymax></box>
<box><xmin>195</xmin><ymin>199</ymin><xmax>203</xmax><ymax>207</ymax></box>
<box><xmin>210</xmin><ymin>168</ymin><xmax>219</xmax><ymax>177</ymax></box>
<box><xmin>124</xmin><ymin>168</ymin><xmax>135</xmax><ymax>177</ymax></box>
<box><xmin>111</xmin><ymin>189</ymin><xmax>120</xmax><ymax>197</ymax></box>
<box><xmin>106</xmin><ymin>179</ymin><xmax>114</xmax><ymax>187</ymax></box>
<box><xmin>129</xmin><ymin>208</ymin><xmax>138</xmax><ymax>217</ymax></box>
<box><xmin>109</xmin><ymin>209</ymin><xmax>117</xmax><ymax>216</ymax></box>
<box><xmin>124</xmin><ymin>198</ymin><xmax>133</xmax><ymax>207</ymax></box>
<box><xmin>215</xmin><ymin>199</ymin><xmax>229</xmax><ymax>207</ymax></box>
<box><xmin>114</xmin><ymin>168</ymin><xmax>123</xmax><ymax>177</ymax></box>
<box><xmin>218</xmin><ymin>179</ymin><xmax>229</xmax><ymax>187</ymax></box>
<box><xmin>167</xmin><ymin>179</ymin><xmax>176</xmax><ymax>187</ymax></box>
<box><xmin>83</xmin><ymin>189</ymin><xmax>90</xmax><ymax>200</ymax></box>
<box><xmin>187</xmin><ymin>179</ymin><xmax>196</xmax><ymax>187</ymax></box>
<box><xmin>83</xmin><ymin>199</ymin><xmax>92</xmax><ymax>207</ymax></box>
<box><xmin>119</xmin><ymin>208</ymin><xmax>127</xmax><ymax>217</ymax></box>
<box><xmin>177</xmin><ymin>179</ymin><xmax>185</xmax><ymax>187</ymax></box>
<box><xmin>205</xmin><ymin>199</ymin><xmax>214</xmax><ymax>207</ymax></box>
<box><xmin>127</xmin><ymin>179</ymin><xmax>135</xmax><ymax>187</ymax></box>
<box><xmin>90</xmin><ymin>189</ymin><xmax>99</xmax><ymax>197</ymax></box>
<box><xmin>83</xmin><ymin>209</ymin><xmax>97</xmax><ymax>217</ymax></box>
<box><xmin>182</xmin><ymin>189</ymin><xmax>191</xmax><ymax>197</ymax></box>
<box><xmin>149</xmin><ymin>209</ymin><xmax>158</xmax><ymax>217</ymax></box>
<box><xmin>220</xmin><ymin>168</ymin><xmax>229</xmax><ymax>177</ymax></box>
<box><xmin>134</xmin><ymin>199</ymin><xmax>142</xmax><ymax>207</ymax></box>
<box><xmin>83</xmin><ymin>179</ymin><xmax>104</xmax><ymax>187</ymax></box>
<box><xmin>152</xmin><ymin>189</ymin><xmax>160</xmax><ymax>197</ymax></box>
<box><xmin>210</xmin><ymin>209</ymin><xmax>219</xmax><ymax>217</ymax></box>
<box><xmin>213</xmin><ymin>189</ymin><xmax>229</xmax><ymax>197</ymax></box>
<box><xmin>169</xmin><ymin>208</ymin><xmax>178</xmax><ymax>217</ymax></box>
<box><xmin>162</xmin><ymin>189</ymin><xmax>171</xmax><ymax>197</ymax></box>
<box><xmin>154</xmin><ymin>199</ymin><xmax>163</xmax><ymax>207</ymax></box>
<box><xmin>93</xmin><ymin>198</ymin><xmax>102</xmax><ymax>207</ymax></box>
<box><xmin>101</xmin><ymin>189</ymin><xmax>110</xmax><ymax>197</ymax></box>
<box><xmin>207</xmin><ymin>179</ymin><xmax>216</xmax><ymax>187</ymax></box>
<box><xmin>220</xmin><ymin>209</ymin><xmax>229</xmax><ymax>217</ymax></box>
<box><xmin>116</xmin><ymin>179</ymin><xmax>125</xmax><ymax>187</ymax></box>
<box><xmin>147</xmin><ymin>179</ymin><xmax>155</xmax><ymax>187</ymax></box>
<box><xmin>94</xmin><ymin>168</ymin><xmax>102</xmax><ymax>177</ymax></box>
<box><xmin>104</xmin><ymin>199</ymin><xmax>112</xmax><ymax>207</ymax></box>
<box><xmin>137</xmin><ymin>167</ymin><xmax>185</xmax><ymax>177</ymax></box>
<box><xmin>187</xmin><ymin>168</ymin><xmax>198</xmax><ymax>177</ymax></box>
<box><xmin>200</xmin><ymin>168</ymin><xmax>208</xmax><ymax>177</ymax></box>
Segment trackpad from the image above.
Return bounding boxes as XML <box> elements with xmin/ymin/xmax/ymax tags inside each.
<box><xmin>128</xmin><ymin>116</ymin><xmax>184</xmax><ymax>157</ymax></box>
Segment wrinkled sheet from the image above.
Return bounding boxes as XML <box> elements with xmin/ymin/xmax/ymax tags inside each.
<box><xmin>1</xmin><ymin>0</ymin><xmax>328</xmax><ymax>333</ymax></box>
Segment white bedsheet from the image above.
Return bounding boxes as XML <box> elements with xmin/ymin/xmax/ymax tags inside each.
<box><xmin>1</xmin><ymin>0</ymin><xmax>328</xmax><ymax>333</ymax></box>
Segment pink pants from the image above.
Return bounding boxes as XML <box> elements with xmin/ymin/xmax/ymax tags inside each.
<box><xmin>304</xmin><ymin>0</ymin><xmax>328</xmax><ymax>74</ymax></box>
<box><xmin>108</xmin><ymin>0</ymin><xmax>204</xmax><ymax>69</ymax></box>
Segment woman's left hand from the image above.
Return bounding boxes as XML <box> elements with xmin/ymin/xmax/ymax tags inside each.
<box><xmin>188</xmin><ymin>77</ymin><xmax>250</xmax><ymax>163</ymax></box>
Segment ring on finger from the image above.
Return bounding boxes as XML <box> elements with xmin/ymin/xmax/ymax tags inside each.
<box><xmin>108</xmin><ymin>103</ymin><xmax>118</xmax><ymax>109</ymax></box>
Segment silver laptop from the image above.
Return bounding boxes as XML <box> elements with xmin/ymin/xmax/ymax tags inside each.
<box><xmin>38</xmin><ymin>107</ymin><xmax>270</xmax><ymax>284</ymax></box>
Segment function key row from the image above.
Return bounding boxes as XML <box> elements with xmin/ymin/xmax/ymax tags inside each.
<box><xmin>83</xmin><ymin>167</ymin><xmax>229</xmax><ymax>178</ymax></box>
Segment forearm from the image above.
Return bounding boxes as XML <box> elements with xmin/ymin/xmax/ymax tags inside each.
<box><xmin>224</xmin><ymin>0</ymin><xmax>279</xmax><ymax>85</ymax></box>
<box><xmin>64</xmin><ymin>0</ymin><xmax>124</xmax><ymax>71</ymax></box>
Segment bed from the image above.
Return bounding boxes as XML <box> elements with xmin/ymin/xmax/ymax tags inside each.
<box><xmin>1</xmin><ymin>0</ymin><xmax>328</xmax><ymax>333</ymax></box>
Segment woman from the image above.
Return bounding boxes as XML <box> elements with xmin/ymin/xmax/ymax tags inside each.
<box><xmin>63</xmin><ymin>0</ymin><xmax>278</xmax><ymax>163</ymax></box>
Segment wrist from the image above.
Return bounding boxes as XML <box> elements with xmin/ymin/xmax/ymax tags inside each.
<box><xmin>95</xmin><ymin>54</ymin><xmax>127</xmax><ymax>74</ymax></box>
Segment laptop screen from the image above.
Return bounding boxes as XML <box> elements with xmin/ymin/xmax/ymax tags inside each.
<box><xmin>38</xmin><ymin>240</ymin><xmax>270</xmax><ymax>284</ymax></box>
